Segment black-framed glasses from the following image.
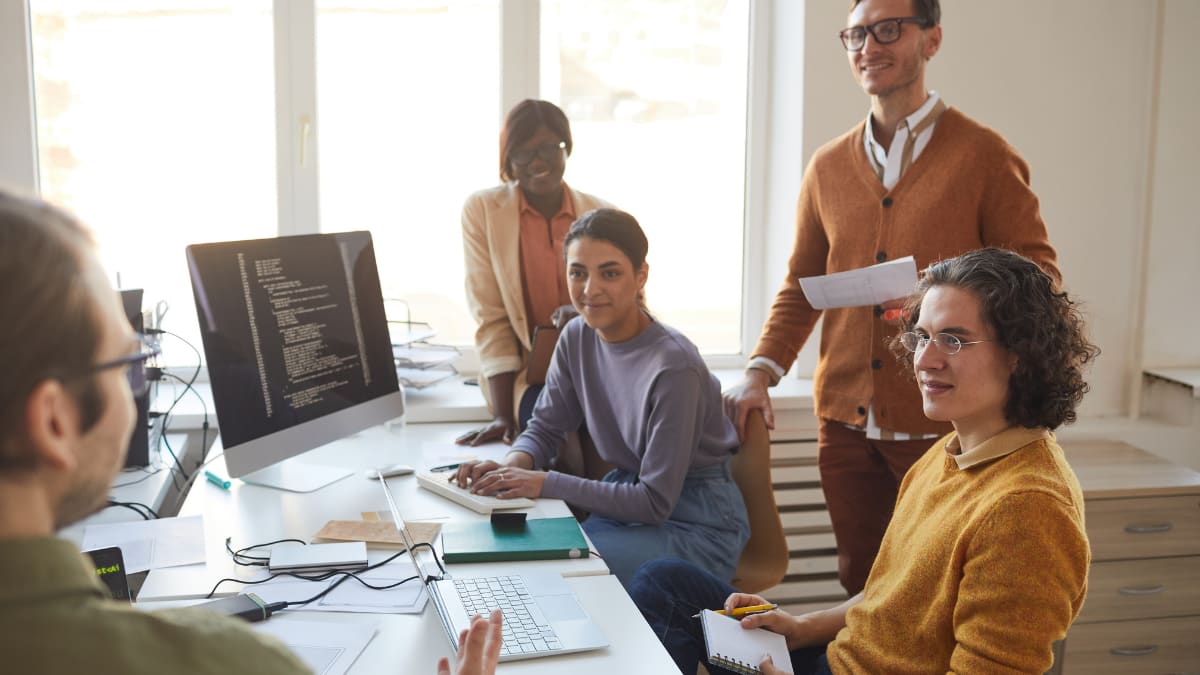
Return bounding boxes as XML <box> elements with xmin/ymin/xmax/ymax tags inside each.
<box><xmin>839</xmin><ymin>17</ymin><xmax>928</xmax><ymax>51</ymax></box>
<box><xmin>85</xmin><ymin>333</ymin><xmax>161</xmax><ymax>397</ymax></box>
<box><xmin>899</xmin><ymin>332</ymin><xmax>992</xmax><ymax>356</ymax></box>
<box><xmin>509</xmin><ymin>141</ymin><xmax>566</xmax><ymax>167</ymax></box>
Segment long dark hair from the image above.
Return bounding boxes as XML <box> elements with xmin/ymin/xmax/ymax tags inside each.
<box><xmin>565</xmin><ymin>209</ymin><xmax>649</xmax><ymax>307</ymax></box>
<box><xmin>565</xmin><ymin>208</ymin><xmax>648</xmax><ymax>270</ymax></box>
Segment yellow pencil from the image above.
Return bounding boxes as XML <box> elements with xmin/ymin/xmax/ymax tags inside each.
<box><xmin>691</xmin><ymin>603</ymin><xmax>778</xmax><ymax>619</ymax></box>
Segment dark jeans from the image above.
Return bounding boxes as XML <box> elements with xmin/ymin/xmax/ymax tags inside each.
<box><xmin>629</xmin><ymin>559</ymin><xmax>832</xmax><ymax>675</ymax></box>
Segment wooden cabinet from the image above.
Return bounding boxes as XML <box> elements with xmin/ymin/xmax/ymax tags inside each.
<box><xmin>1060</xmin><ymin>440</ymin><xmax>1200</xmax><ymax>674</ymax></box>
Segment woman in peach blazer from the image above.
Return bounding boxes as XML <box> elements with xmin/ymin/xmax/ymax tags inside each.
<box><xmin>458</xmin><ymin>100</ymin><xmax>611</xmax><ymax>447</ymax></box>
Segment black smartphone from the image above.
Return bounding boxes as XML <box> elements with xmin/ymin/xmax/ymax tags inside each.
<box><xmin>85</xmin><ymin>546</ymin><xmax>131</xmax><ymax>602</ymax></box>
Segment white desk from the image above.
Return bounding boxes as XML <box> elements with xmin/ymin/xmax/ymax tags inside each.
<box><xmin>138</xmin><ymin>422</ymin><xmax>679</xmax><ymax>674</ymax></box>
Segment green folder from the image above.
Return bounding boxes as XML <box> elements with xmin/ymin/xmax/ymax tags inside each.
<box><xmin>440</xmin><ymin>516</ymin><xmax>589</xmax><ymax>563</ymax></box>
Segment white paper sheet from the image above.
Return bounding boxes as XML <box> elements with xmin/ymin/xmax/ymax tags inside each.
<box><xmin>254</xmin><ymin>617</ymin><xmax>378</xmax><ymax>675</ymax></box>
<box><xmin>798</xmin><ymin>256</ymin><xmax>918</xmax><ymax>310</ymax></box>
<box><xmin>81</xmin><ymin>515</ymin><xmax>206</xmax><ymax>574</ymax></box>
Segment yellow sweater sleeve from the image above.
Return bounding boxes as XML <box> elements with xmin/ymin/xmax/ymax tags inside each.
<box><xmin>949</xmin><ymin>491</ymin><xmax>1090</xmax><ymax>673</ymax></box>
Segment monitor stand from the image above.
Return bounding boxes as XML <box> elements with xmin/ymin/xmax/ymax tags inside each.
<box><xmin>241</xmin><ymin>461</ymin><xmax>354</xmax><ymax>493</ymax></box>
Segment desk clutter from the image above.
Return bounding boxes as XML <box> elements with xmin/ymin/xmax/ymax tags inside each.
<box><xmin>313</xmin><ymin>515</ymin><xmax>441</xmax><ymax>550</ymax></box>
<box><xmin>386</xmin><ymin>299</ymin><xmax>459</xmax><ymax>390</ymax></box>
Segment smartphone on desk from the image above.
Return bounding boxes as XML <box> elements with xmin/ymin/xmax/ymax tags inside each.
<box><xmin>85</xmin><ymin>546</ymin><xmax>131</xmax><ymax>602</ymax></box>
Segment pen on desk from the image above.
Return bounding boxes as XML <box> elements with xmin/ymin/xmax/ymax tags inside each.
<box><xmin>205</xmin><ymin>470</ymin><xmax>231</xmax><ymax>490</ymax></box>
<box><xmin>691</xmin><ymin>603</ymin><xmax>778</xmax><ymax>619</ymax></box>
<box><xmin>428</xmin><ymin>463</ymin><xmax>462</xmax><ymax>473</ymax></box>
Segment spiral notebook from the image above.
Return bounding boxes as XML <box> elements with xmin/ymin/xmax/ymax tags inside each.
<box><xmin>699</xmin><ymin>609</ymin><xmax>792</xmax><ymax>675</ymax></box>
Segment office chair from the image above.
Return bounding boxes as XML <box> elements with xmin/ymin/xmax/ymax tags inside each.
<box><xmin>730</xmin><ymin>409</ymin><xmax>788</xmax><ymax>594</ymax></box>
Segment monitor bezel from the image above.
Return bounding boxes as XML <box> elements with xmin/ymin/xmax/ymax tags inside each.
<box><xmin>187</xmin><ymin>231</ymin><xmax>404</xmax><ymax>488</ymax></box>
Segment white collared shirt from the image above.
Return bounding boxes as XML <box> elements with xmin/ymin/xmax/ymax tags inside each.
<box><xmin>864</xmin><ymin>91</ymin><xmax>942</xmax><ymax>190</ymax></box>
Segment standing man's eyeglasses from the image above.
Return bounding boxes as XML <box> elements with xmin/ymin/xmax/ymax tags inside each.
<box><xmin>839</xmin><ymin>17</ymin><xmax>929</xmax><ymax>51</ymax></box>
<box><xmin>85</xmin><ymin>333</ymin><xmax>161</xmax><ymax>397</ymax></box>
<box><xmin>509</xmin><ymin>141</ymin><xmax>566</xmax><ymax>166</ymax></box>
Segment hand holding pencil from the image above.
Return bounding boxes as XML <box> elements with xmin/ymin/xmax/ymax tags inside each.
<box><xmin>691</xmin><ymin>603</ymin><xmax>778</xmax><ymax>619</ymax></box>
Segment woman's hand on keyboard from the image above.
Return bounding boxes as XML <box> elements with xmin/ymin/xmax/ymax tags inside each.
<box><xmin>468</xmin><ymin>465</ymin><xmax>547</xmax><ymax>499</ymax></box>
<box><xmin>453</xmin><ymin>460</ymin><xmax>503</xmax><ymax>489</ymax></box>
<box><xmin>437</xmin><ymin>609</ymin><xmax>502</xmax><ymax>675</ymax></box>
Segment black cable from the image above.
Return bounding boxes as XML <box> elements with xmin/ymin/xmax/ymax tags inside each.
<box><xmin>160</xmin><ymin>430</ymin><xmax>189</xmax><ymax>484</ymax></box>
<box><xmin>161</xmin><ymin>370</ymin><xmax>211</xmax><ymax>462</ymax></box>
<box><xmin>226</xmin><ymin>537</ymin><xmax>307</xmax><ymax>567</ymax></box>
<box><xmin>111</xmin><ymin>466</ymin><xmax>164</xmax><ymax>489</ymax></box>
<box><xmin>105</xmin><ymin>499</ymin><xmax>159</xmax><ymax>520</ymax></box>
<box><xmin>148</xmin><ymin>329</ymin><xmax>208</xmax><ymax>478</ymax></box>
<box><xmin>208</xmin><ymin>539</ymin><xmax>443</xmax><ymax>605</ymax></box>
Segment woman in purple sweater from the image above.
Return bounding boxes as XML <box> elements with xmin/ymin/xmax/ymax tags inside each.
<box><xmin>453</xmin><ymin>208</ymin><xmax>749</xmax><ymax>587</ymax></box>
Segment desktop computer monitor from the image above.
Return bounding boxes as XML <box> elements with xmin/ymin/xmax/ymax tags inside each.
<box><xmin>186</xmin><ymin>231</ymin><xmax>403</xmax><ymax>492</ymax></box>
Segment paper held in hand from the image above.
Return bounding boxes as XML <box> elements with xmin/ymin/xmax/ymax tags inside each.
<box><xmin>798</xmin><ymin>255</ymin><xmax>918</xmax><ymax>310</ymax></box>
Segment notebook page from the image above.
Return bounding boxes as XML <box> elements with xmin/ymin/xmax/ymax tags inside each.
<box><xmin>699</xmin><ymin>609</ymin><xmax>792</xmax><ymax>675</ymax></box>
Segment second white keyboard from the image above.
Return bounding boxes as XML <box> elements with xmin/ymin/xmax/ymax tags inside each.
<box><xmin>416</xmin><ymin>470</ymin><xmax>536</xmax><ymax>514</ymax></box>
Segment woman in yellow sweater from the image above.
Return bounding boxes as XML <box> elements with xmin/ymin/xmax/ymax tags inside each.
<box><xmin>631</xmin><ymin>247</ymin><xmax>1099</xmax><ymax>674</ymax></box>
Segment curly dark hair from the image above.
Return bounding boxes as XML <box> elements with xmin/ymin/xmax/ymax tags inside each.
<box><xmin>892</xmin><ymin>248</ymin><xmax>1099</xmax><ymax>430</ymax></box>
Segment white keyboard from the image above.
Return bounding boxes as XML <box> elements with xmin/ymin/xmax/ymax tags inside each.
<box><xmin>453</xmin><ymin>576</ymin><xmax>562</xmax><ymax>656</ymax></box>
<box><xmin>416</xmin><ymin>471</ymin><xmax>535</xmax><ymax>514</ymax></box>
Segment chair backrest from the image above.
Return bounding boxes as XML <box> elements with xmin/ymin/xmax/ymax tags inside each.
<box><xmin>729</xmin><ymin>409</ymin><xmax>788</xmax><ymax>593</ymax></box>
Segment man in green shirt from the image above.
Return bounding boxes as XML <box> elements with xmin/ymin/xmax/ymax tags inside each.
<box><xmin>0</xmin><ymin>192</ymin><xmax>501</xmax><ymax>675</ymax></box>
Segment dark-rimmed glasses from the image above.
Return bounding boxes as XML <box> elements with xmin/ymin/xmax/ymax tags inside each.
<box><xmin>839</xmin><ymin>17</ymin><xmax>929</xmax><ymax>51</ymax></box>
<box><xmin>509</xmin><ymin>141</ymin><xmax>566</xmax><ymax>167</ymax></box>
<box><xmin>899</xmin><ymin>332</ymin><xmax>991</xmax><ymax>356</ymax></box>
<box><xmin>85</xmin><ymin>333</ymin><xmax>161</xmax><ymax>397</ymax></box>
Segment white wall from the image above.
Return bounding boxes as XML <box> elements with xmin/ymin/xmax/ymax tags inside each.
<box><xmin>0</xmin><ymin>0</ymin><xmax>37</xmax><ymax>192</ymax></box>
<box><xmin>759</xmin><ymin>0</ymin><xmax>1197</xmax><ymax>418</ymax></box>
<box><xmin>1142</xmin><ymin>0</ymin><xmax>1200</xmax><ymax>368</ymax></box>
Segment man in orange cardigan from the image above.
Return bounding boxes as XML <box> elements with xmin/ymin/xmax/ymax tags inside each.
<box><xmin>724</xmin><ymin>0</ymin><xmax>1061</xmax><ymax>595</ymax></box>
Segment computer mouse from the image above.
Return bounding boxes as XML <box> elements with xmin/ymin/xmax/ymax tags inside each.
<box><xmin>367</xmin><ymin>463</ymin><xmax>415</xmax><ymax>479</ymax></box>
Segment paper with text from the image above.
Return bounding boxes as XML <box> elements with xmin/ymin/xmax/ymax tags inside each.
<box><xmin>798</xmin><ymin>256</ymin><xmax>917</xmax><ymax>310</ymax></box>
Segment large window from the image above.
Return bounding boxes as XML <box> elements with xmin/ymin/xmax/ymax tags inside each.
<box><xmin>27</xmin><ymin>0</ymin><xmax>752</xmax><ymax>359</ymax></box>
<box><xmin>29</xmin><ymin>0</ymin><xmax>277</xmax><ymax>348</ymax></box>
<box><xmin>314</xmin><ymin>1</ymin><xmax>500</xmax><ymax>346</ymax></box>
<box><xmin>544</xmin><ymin>0</ymin><xmax>749</xmax><ymax>353</ymax></box>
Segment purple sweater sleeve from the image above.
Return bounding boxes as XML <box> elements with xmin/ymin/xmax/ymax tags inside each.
<box><xmin>510</xmin><ymin>339</ymin><xmax>584</xmax><ymax>470</ymax></box>
<box><xmin>540</xmin><ymin>367</ymin><xmax>705</xmax><ymax>524</ymax></box>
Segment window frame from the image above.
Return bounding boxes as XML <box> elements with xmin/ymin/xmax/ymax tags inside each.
<box><xmin>2</xmin><ymin>0</ymin><xmax>773</xmax><ymax>372</ymax></box>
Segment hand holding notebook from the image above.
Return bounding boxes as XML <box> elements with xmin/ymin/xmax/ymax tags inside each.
<box><xmin>698</xmin><ymin>609</ymin><xmax>793</xmax><ymax>675</ymax></box>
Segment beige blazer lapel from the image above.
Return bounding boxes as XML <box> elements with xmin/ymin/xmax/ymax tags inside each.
<box><xmin>488</xmin><ymin>184</ymin><xmax>531</xmax><ymax>351</ymax></box>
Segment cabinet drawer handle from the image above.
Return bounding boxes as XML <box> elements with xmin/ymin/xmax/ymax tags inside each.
<box><xmin>1118</xmin><ymin>584</ymin><xmax>1165</xmax><ymax>595</ymax></box>
<box><xmin>1109</xmin><ymin>645</ymin><xmax>1158</xmax><ymax>657</ymax></box>
<box><xmin>1123</xmin><ymin>522</ymin><xmax>1172</xmax><ymax>534</ymax></box>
